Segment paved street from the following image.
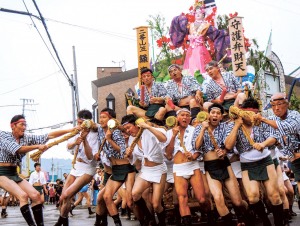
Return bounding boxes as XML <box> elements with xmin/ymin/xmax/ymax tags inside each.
<box><xmin>1</xmin><ymin>205</ymin><xmax>140</xmax><ymax>226</ymax></box>
<box><xmin>2</xmin><ymin>203</ymin><xmax>300</xmax><ymax>225</ymax></box>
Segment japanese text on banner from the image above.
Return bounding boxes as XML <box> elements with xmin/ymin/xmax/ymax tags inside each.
<box><xmin>134</xmin><ymin>26</ymin><xmax>150</xmax><ymax>86</ymax></box>
<box><xmin>228</xmin><ymin>17</ymin><xmax>247</xmax><ymax>76</ymax></box>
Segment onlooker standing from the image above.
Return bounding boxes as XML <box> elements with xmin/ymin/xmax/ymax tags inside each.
<box><xmin>70</xmin><ymin>183</ymin><xmax>94</xmax><ymax>216</ymax></box>
<box><xmin>29</xmin><ymin>163</ymin><xmax>48</xmax><ymax>204</ymax></box>
<box><xmin>55</xmin><ymin>181</ymin><xmax>64</xmax><ymax>208</ymax></box>
<box><xmin>92</xmin><ymin>168</ymin><xmax>102</xmax><ymax>206</ymax></box>
<box><xmin>44</xmin><ymin>183</ymin><xmax>49</xmax><ymax>205</ymax></box>
<box><xmin>0</xmin><ymin>188</ymin><xmax>9</xmax><ymax>218</ymax></box>
<box><xmin>54</xmin><ymin>179</ymin><xmax>61</xmax><ymax>207</ymax></box>
<box><xmin>62</xmin><ymin>173</ymin><xmax>68</xmax><ymax>183</ymax></box>
<box><xmin>48</xmin><ymin>184</ymin><xmax>56</xmax><ymax>204</ymax></box>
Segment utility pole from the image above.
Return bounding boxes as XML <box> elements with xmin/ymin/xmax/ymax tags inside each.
<box><xmin>20</xmin><ymin>98</ymin><xmax>36</xmax><ymax>176</ymax></box>
<box><xmin>72</xmin><ymin>46</ymin><xmax>80</xmax><ymax>111</ymax></box>
<box><xmin>51</xmin><ymin>158</ymin><xmax>54</xmax><ymax>182</ymax></box>
<box><xmin>20</xmin><ymin>98</ymin><xmax>35</xmax><ymax>116</ymax></box>
<box><xmin>70</xmin><ymin>75</ymin><xmax>76</xmax><ymax>126</ymax></box>
<box><xmin>151</xmin><ymin>28</ymin><xmax>155</xmax><ymax>71</ymax></box>
<box><xmin>56</xmin><ymin>163</ymin><xmax>63</xmax><ymax>179</ymax></box>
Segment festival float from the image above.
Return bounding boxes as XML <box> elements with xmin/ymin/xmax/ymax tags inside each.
<box><xmin>129</xmin><ymin>0</ymin><xmax>286</xmax><ymax>114</ymax></box>
<box><xmin>125</xmin><ymin>2</ymin><xmax>287</xmax><ymax>222</ymax></box>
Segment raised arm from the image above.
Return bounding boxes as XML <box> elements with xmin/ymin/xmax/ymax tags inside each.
<box><xmin>17</xmin><ymin>144</ymin><xmax>48</xmax><ymax>154</ymax></box>
<box><xmin>139</xmin><ymin>122</ymin><xmax>167</xmax><ymax>142</ymax></box>
<box><xmin>253</xmin><ymin>137</ymin><xmax>277</xmax><ymax>152</ymax></box>
<box><xmin>224</xmin><ymin>118</ymin><xmax>243</xmax><ymax>150</ymax></box>
<box><xmin>48</xmin><ymin>127</ymin><xmax>76</xmax><ymax>139</ymax></box>
<box><xmin>105</xmin><ymin>129</ymin><xmax>122</xmax><ymax>153</ymax></box>
<box><xmin>194</xmin><ymin>122</ymin><xmax>209</xmax><ymax>150</ymax></box>
<box><xmin>165</xmin><ymin>127</ymin><xmax>179</xmax><ymax>160</ymax></box>
<box><xmin>260</xmin><ymin>117</ymin><xmax>278</xmax><ymax>129</ymax></box>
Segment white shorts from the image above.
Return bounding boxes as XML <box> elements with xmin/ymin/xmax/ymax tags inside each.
<box><xmin>199</xmin><ymin>161</ymin><xmax>205</xmax><ymax>174</ymax></box>
<box><xmin>173</xmin><ymin>161</ymin><xmax>200</xmax><ymax>179</ymax></box>
<box><xmin>140</xmin><ymin>162</ymin><xmax>167</xmax><ymax>183</ymax></box>
<box><xmin>231</xmin><ymin>161</ymin><xmax>242</xmax><ymax>179</ymax></box>
<box><xmin>166</xmin><ymin>163</ymin><xmax>174</xmax><ymax>184</ymax></box>
<box><xmin>70</xmin><ymin>161</ymin><xmax>96</xmax><ymax>177</ymax></box>
<box><xmin>0</xmin><ymin>189</ymin><xmax>9</xmax><ymax>197</ymax></box>
<box><xmin>282</xmin><ymin>171</ymin><xmax>289</xmax><ymax>181</ymax></box>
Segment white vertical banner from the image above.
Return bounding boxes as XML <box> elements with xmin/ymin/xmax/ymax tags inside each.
<box><xmin>228</xmin><ymin>17</ymin><xmax>247</xmax><ymax>77</ymax></box>
<box><xmin>265</xmin><ymin>30</ymin><xmax>272</xmax><ymax>57</ymax></box>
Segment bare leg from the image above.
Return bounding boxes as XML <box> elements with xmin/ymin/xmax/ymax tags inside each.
<box><xmin>0</xmin><ymin>176</ymin><xmax>37</xmax><ymax>225</ymax></box>
<box><xmin>126</xmin><ymin>105</ymin><xmax>146</xmax><ymax>118</ymax></box>
<box><xmin>234</xmin><ymin>93</ymin><xmax>247</xmax><ymax>106</ymax></box>
<box><xmin>203</xmin><ymin>102</ymin><xmax>213</xmax><ymax>112</ymax></box>
<box><xmin>263</xmin><ymin>165</ymin><xmax>282</xmax><ymax>206</ymax></box>
<box><xmin>174</xmin><ymin>175</ymin><xmax>190</xmax><ymax>216</ymax></box>
<box><xmin>96</xmin><ymin>188</ymin><xmax>107</xmax><ymax>215</ymax></box>
<box><xmin>83</xmin><ymin>192</ymin><xmax>91</xmax><ymax>207</ymax></box>
<box><xmin>74</xmin><ymin>192</ymin><xmax>83</xmax><ymax>207</ymax></box>
<box><xmin>0</xmin><ymin>177</ymin><xmax>30</xmax><ymax>207</ymax></box>
<box><xmin>18</xmin><ymin>180</ymin><xmax>43</xmax><ymax>207</ymax></box>
<box><xmin>132</xmin><ymin>176</ymin><xmax>152</xmax><ymax>223</ymax></box>
<box><xmin>206</xmin><ymin>172</ymin><xmax>229</xmax><ymax>216</ymax></box>
<box><xmin>103</xmin><ymin>179</ymin><xmax>123</xmax><ymax>216</ymax></box>
<box><xmin>154</xmin><ymin>107</ymin><xmax>167</xmax><ymax>121</ymax></box>
<box><xmin>60</xmin><ymin>174</ymin><xmax>92</xmax><ymax>217</ymax></box>
<box><xmin>152</xmin><ymin>174</ymin><xmax>166</xmax><ymax>213</ymax></box>
<box><xmin>276</xmin><ymin>166</ymin><xmax>289</xmax><ymax>209</ymax></box>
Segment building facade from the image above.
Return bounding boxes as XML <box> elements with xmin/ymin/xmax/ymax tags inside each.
<box><xmin>92</xmin><ymin>67</ymin><xmax>138</xmax><ymax>122</ymax></box>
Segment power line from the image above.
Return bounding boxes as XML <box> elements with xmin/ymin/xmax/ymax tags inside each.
<box><xmin>0</xmin><ymin>8</ymin><xmax>135</xmax><ymax>41</ymax></box>
<box><xmin>0</xmin><ymin>70</ymin><xmax>59</xmax><ymax>96</ymax></box>
<box><xmin>21</xmin><ymin>1</ymin><xmax>66</xmax><ymax>83</ymax></box>
<box><xmin>30</xmin><ymin>0</ymin><xmax>80</xmax><ymax>116</ymax></box>
<box><xmin>0</xmin><ymin>7</ymin><xmax>40</xmax><ymax>20</ymax></box>
<box><xmin>250</xmin><ymin>0</ymin><xmax>300</xmax><ymax>16</ymax></box>
<box><xmin>0</xmin><ymin>15</ymin><xmax>32</xmax><ymax>26</ymax></box>
<box><xmin>0</xmin><ymin>104</ymin><xmax>37</xmax><ymax>108</ymax></box>
<box><xmin>27</xmin><ymin>121</ymin><xmax>72</xmax><ymax>132</ymax></box>
<box><xmin>3</xmin><ymin>2</ymin><xmax>79</xmax><ymax>116</ymax></box>
<box><xmin>1</xmin><ymin>5</ymin><xmax>75</xmax><ymax>86</ymax></box>
<box><xmin>31</xmin><ymin>0</ymin><xmax>73</xmax><ymax>86</ymax></box>
<box><xmin>46</xmin><ymin>18</ymin><xmax>135</xmax><ymax>41</ymax></box>
<box><xmin>285</xmin><ymin>0</ymin><xmax>300</xmax><ymax>7</ymax></box>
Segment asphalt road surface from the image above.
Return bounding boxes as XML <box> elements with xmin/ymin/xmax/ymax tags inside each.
<box><xmin>1</xmin><ymin>203</ymin><xmax>300</xmax><ymax>225</ymax></box>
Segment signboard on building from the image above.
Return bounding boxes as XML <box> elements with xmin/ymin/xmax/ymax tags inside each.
<box><xmin>228</xmin><ymin>17</ymin><xmax>247</xmax><ymax>76</ymax></box>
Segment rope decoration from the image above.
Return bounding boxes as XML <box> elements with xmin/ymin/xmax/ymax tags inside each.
<box><xmin>124</xmin><ymin>118</ymin><xmax>145</xmax><ymax>158</ymax></box>
<box><xmin>197</xmin><ymin>111</ymin><xmax>219</xmax><ymax>150</ymax></box>
<box><xmin>229</xmin><ymin>106</ymin><xmax>260</xmax><ymax>146</ymax></box>
<box><xmin>30</xmin><ymin>120</ymin><xmax>97</xmax><ymax>162</ymax></box>
<box><xmin>165</xmin><ymin>116</ymin><xmax>177</xmax><ymax>128</ymax></box>
<box><xmin>71</xmin><ymin>145</ymin><xmax>81</xmax><ymax>169</ymax></box>
<box><xmin>178</xmin><ymin>131</ymin><xmax>190</xmax><ymax>160</ymax></box>
<box><xmin>97</xmin><ymin>119</ymin><xmax>124</xmax><ymax>155</ymax></box>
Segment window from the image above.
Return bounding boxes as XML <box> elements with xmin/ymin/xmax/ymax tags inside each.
<box><xmin>265</xmin><ymin>72</ymin><xmax>280</xmax><ymax>98</ymax></box>
<box><xmin>92</xmin><ymin>102</ymin><xmax>98</xmax><ymax>123</ymax></box>
<box><xmin>106</xmin><ymin>93</ymin><xmax>115</xmax><ymax>111</ymax></box>
<box><xmin>125</xmin><ymin>88</ymin><xmax>135</xmax><ymax>108</ymax></box>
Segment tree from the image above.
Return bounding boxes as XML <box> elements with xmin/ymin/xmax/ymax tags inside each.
<box><xmin>148</xmin><ymin>12</ymin><xmax>276</xmax><ymax>95</ymax></box>
<box><xmin>147</xmin><ymin>14</ymin><xmax>183</xmax><ymax>82</ymax></box>
<box><xmin>247</xmin><ymin>40</ymin><xmax>276</xmax><ymax>85</ymax></box>
<box><xmin>289</xmin><ymin>92</ymin><xmax>300</xmax><ymax>112</ymax></box>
